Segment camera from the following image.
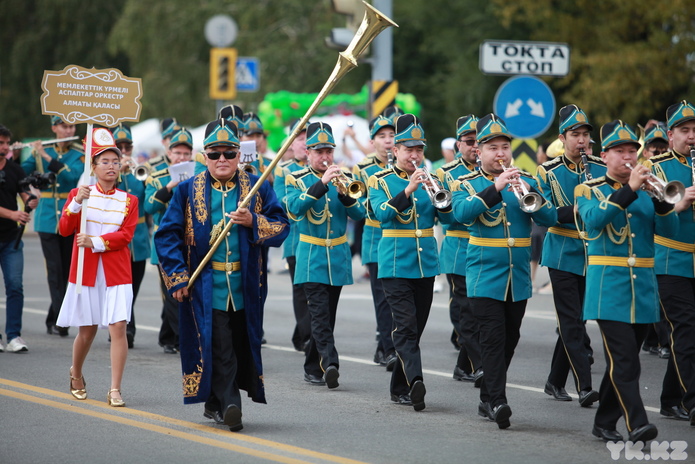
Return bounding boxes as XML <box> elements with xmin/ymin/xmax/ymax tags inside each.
<box><xmin>19</xmin><ymin>171</ymin><xmax>56</xmax><ymax>190</ymax></box>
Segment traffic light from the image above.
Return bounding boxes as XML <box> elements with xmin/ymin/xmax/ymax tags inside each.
<box><xmin>326</xmin><ymin>0</ymin><xmax>364</xmax><ymax>50</ymax></box>
<box><xmin>209</xmin><ymin>48</ymin><xmax>237</xmax><ymax>100</ymax></box>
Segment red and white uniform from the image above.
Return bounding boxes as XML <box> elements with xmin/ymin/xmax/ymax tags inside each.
<box><xmin>57</xmin><ymin>184</ymin><xmax>138</xmax><ymax>328</ymax></box>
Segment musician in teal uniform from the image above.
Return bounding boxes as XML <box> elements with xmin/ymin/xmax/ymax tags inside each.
<box><xmin>145</xmin><ymin>128</ymin><xmax>193</xmax><ymax>354</ymax></box>
<box><xmin>369</xmin><ymin>114</ymin><xmax>453</xmax><ymax>411</ymax></box>
<box><xmin>353</xmin><ymin>114</ymin><xmax>396</xmax><ymax>370</ymax></box>
<box><xmin>112</xmin><ymin>123</ymin><xmax>150</xmax><ymax>349</ymax></box>
<box><xmin>274</xmin><ymin>120</ymin><xmax>310</xmax><ymax>352</ymax></box>
<box><xmin>24</xmin><ymin>116</ymin><xmax>84</xmax><ymax>337</ymax></box>
<box><xmin>145</xmin><ymin>118</ymin><xmax>180</xmax><ymax>175</ymax></box>
<box><xmin>646</xmin><ymin>100</ymin><xmax>695</xmax><ymax>424</ymax></box>
<box><xmin>452</xmin><ymin>114</ymin><xmax>557</xmax><ymax>429</ymax></box>
<box><xmin>239</xmin><ymin>112</ymin><xmax>268</xmax><ymax>177</ymax></box>
<box><xmin>575</xmin><ymin>120</ymin><xmax>678</xmax><ymax>443</ymax></box>
<box><xmin>536</xmin><ymin>105</ymin><xmax>603</xmax><ymax>407</ymax></box>
<box><xmin>154</xmin><ymin>119</ymin><xmax>288</xmax><ymax>432</ymax></box>
<box><xmin>286</xmin><ymin>122</ymin><xmax>365</xmax><ymax>389</ymax></box>
<box><xmin>435</xmin><ymin>115</ymin><xmax>483</xmax><ymax>385</ymax></box>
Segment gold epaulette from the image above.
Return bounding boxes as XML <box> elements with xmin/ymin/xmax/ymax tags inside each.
<box><xmin>575</xmin><ymin>176</ymin><xmax>606</xmax><ymax>200</ymax></box>
<box><xmin>458</xmin><ymin>170</ymin><xmax>481</xmax><ymax>182</ymax></box>
<box><xmin>288</xmin><ymin>167</ymin><xmax>312</xmax><ymax>180</ymax></box>
<box><xmin>519</xmin><ymin>170</ymin><xmax>535</xmax><ymax>179</ymax></box>
<box><xmin>440</xmin><ymin>158</ymin><xmax>461</xmax><ymax>171</ymax></box>
<box><xmin>356</xmin><ymin>156</ymin><xmax>378</xmax><ymax>170</ymax></box>
<box><xmin>587</xmin><ymin>154</ymin><xmax>605</xmax><ymax>165</ymax></box>
<box><xmin>540</xmin><ymin>156</ymin><xmax>563</xmax><ymax>171</ymax></box>
<box><xmin>649</xmin><ymin>151</ymin><xmax>676</xmax><ymax>165</ymax></box>
<box><xmin>367</xmin><ymin>168</ymin><xmax>392</xmax><ymax>189</ymax></box>
<box><xmin>536</xmin><ymin>164</ymin><xmax>549</xmax><ymax>183</ymax></box>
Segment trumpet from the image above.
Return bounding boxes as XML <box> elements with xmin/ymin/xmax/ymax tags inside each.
<box><xmin>323</xmin><ymin>161</ymin><xmax>366</xmax><ymax>198</ymax></box>
<box><xmin>499</xmin><ymin>160</ymin><xmax>543</xmax><ymax>213</ymax></box>
<box><xmin>125</xmin><ymin>159</ymin><xmax>151</xmax><ymax>181</ymax></box>
<box><xmin>411</xmin><ymin>161</ymin><xmax>452</xmax><ymax>209</ymax></box>
<box><xmin>625</xmin><ymin>163</ymin><xmax>685</xmax><ymax>204</ymax></box>
<box><xmin>239</xmin><ymin>163</ymin><xmax>258</xmax><ymax>175</ymax></box>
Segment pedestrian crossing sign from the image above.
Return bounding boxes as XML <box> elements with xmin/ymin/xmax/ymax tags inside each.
<box><xmin>236</xmin><ymin>57</ymin><xmax>260</xmax><ymax>92</ymax></box>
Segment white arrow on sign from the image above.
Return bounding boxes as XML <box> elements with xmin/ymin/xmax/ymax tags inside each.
<box><xmin>527</xmin><ymin>99</ymin><xmax>545</xmax><ymax>118</ymax></box>
<box><xmin>505</xmin><ymin>98</ymin><xmax>523</xmax><ymax>118</ymax></box>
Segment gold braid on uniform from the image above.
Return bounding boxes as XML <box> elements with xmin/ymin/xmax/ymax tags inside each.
<box><xmin>185</xmin><ymin>202</ymin><xmax>195</xmax><ymax>246</ymax></box>
<box><xmin>159</xmin><ymin>267</ymin><xmax>190</xmax><ymax>291</ymax></box>
<box><xmin>182</xmin><ymin>364</ymin><xmax>203</xmax><ymax>398</ymax></box>
<box><xmin>547</xmin><ymin>171</ymin><xmax>572</xmax><ymax>208</ymax></box>
<box><xmin>375</xmin><ymin>175</ymin><xmax>415</xmax><ymax>224</ymax></box>
<box><xmin>575</xmin><ymin>181</ymin><xmax>630</xmax><ymax>245</ymax></box>
<box><xmin>256</xmin><ymin>215</ymin><xmax>287</xmax><ymax>242</ymax></box>
<box><xmin>193</xmin><ymin>172</ymin><xmax>207</xmax><ymax>224</ymax></box>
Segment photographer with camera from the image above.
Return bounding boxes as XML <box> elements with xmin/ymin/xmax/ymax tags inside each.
<box><xmin>0</xmin><ymin>124</ymin><xmax>38</xmax><ymax>353</ymax></box>
<box><xmin>22</xmin><ymin>116</ymin><xmax>84</xmax><ymax>338</ymax></box>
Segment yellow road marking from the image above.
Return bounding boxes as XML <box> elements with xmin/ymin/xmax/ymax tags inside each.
<box><xmin>0</xmin><ymin>379</ymin><xmax>369</xmax><ymax>464</ymax></box>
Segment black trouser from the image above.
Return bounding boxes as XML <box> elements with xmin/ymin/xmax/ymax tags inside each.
<box><xmin>470</xmin><ymin>296</ymin><xmax>527</xmax><ymax>407</ymax></box>
<box><xmin>157</xmin><ymin>268</ymin><xmax>179</xmax><ymax>347</ymax></box>
<box><xmin>38</xmin><ymin>232</ymin><xmax>73</xmax><ymax>328</ymax></box>
<box><xmin>382</xmin><ymin>277</ymin><xmax>434</xmax><ymax>396</ymax></box>
<box><xmin>287</xmin><ymin>256</ymin><xmax>311</xmax><ymax>351</ymax></box>
<box><xmin>303</xmin><ymin>282</ymin><xmax>342</xmax><ymax>377</ymax></box>
<box><xmin>595</xmin><ymin>320</ymin><xmax>649</xmax><ymax>432</ymax></box>
<box><xmin>448</xmin><ymin>274</ymin><xmax>481</xmax><ymax>373</ymax></box>
<box><xmin>128</xmin><ymin>259</ymin><xmax>146</xmax><ymax>337</ymax></box>
<box><xmin>547</xmin><ymin>268</ymin><xmax>593</xmax><ymax>392</ymax></box>
<box><xmin>658</xmin><ymin>275</ymin><xmax>695</xmax><ymax>411</ymax></box>
<box><xmin>367</xmin><ymin>262</ymin><xmax>394</xmax><ymax>356</ymax></box>
<box><xmin>207</xmin><ymin>308</ymin><xmax>247</xmax><ymax>413</ymax></box>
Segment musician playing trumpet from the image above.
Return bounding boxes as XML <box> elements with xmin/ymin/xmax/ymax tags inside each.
<box><xmin>285</xmin><ymin>122</ymin><xmax>365</xmax><ymax>390</ymax></box>
<box><xmin>368</xmin><ymin>114</ymin><xmax>453</xmax><ymax>411</ymax></box>
<box><xmin>645</xmin><ymin>100</ymin><xmax>695</xmax><ymax>425</ymax></box>
<box><xmin>575</xmin><ymin>120</ymin><xmax>679</xmax><ymax>443</ymax></box>
<box><xmin>451</xmin><ymin>114</ymin><xmax>556</xmax><ymax>429</ymax></box>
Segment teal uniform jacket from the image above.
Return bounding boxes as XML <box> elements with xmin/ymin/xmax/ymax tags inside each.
<box><xmin>368</xmin><ymin>166</ymin><xmax>453</xmax><ymax>279</ymax></box>
<box><xmin>145</xmin><ymin>167</ymin><xmax>174</xmax><ymax>265</ymax></box>
<box><xmin>285</xmin><ymin>167</ymin><xmax>366</xmax><ymax>286</ymax></box>
<box><xmin>146</xmin><ymin>153</ymin><xmax>169</xmax><ymax>173</ymax></box>
<box><xmin>353</xmin><ymin>154</ymin><xmax>387</xmax><ymax>265</ymax></box>
<box><xmin>537</xmin><ymin>154</ymin><xmax>606</xmax><ymax>276</ymax></box>
<box><xmin>274</xmin><ymin>158</ymin><xmax>307</xmax><ymax>259</ymax></box>
<box><xmin>647</xmin><ymin>150</ymin><xmax>695</xmax><ymax>278</ymax></box>
<box><xmin>118</xmin><ymin>172</ymin><xmax>150</xmax><ymax>262</ymax></box>
<box><xmin>436</xmin><ymin>158</ymin><xmax>476</xmax><ymax>276</ymax></box>
<box><xmin>452</xmin><ymin>170</ymin><xmax>557</xmax><ymax>302</ymax></box>
<box><xmin>575</xmin><ymin>176</ymin><xmax>679</xmax><ymax>324</ymax></box>
<box><xmin>22</xmin><ymin>143</ymin><xmax>84</xmax><ymax>234</ymax></box>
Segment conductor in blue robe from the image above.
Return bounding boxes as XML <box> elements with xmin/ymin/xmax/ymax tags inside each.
<box><xmin>155</xmin><ymin>119</ymin><xmax>289</xmax><ymax>432</ymax></box>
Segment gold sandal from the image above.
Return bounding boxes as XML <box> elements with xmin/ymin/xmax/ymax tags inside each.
<box><xmin>69</xmin><ymin>367</ymin><xmax>87</xmax><ymax>400</ymax></box>
<box><xmin>107</xmin><ymin>388</ymin><xmax>125</xmax><ymax>407</ymax></box>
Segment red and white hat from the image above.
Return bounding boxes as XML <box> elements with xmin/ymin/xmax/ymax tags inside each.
<box><xmin>84</xmin><ymin>127</ymin><xmax>122</xmax><ymax>159</ymax></box>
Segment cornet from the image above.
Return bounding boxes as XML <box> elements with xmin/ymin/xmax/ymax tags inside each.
<box><xmin>239</xmin><ymin>163</ymin><xmax>258</xmax><ymax>175</ymax></box>
<box><xmin>411</xmin><ymin>161</ymin><xmax>452</xmax><ymax>209</ymax></box>
<box><xmin>499</xmin><ymin>160</ymin><xmax>543</xmax><ymax>213</ymax></box>
<box><xmin>125</xmin><ymin>159</ymin><xmax>150</xmax><ymax>181</ymax></box>
<box><xmin>323</xmin><ymin>161</ymin><xmax>366</xmax><ymax>199</ymax></box>
<box><xmin>625</xmin><ymin>163</ymin><xmax>685</xmax><ymax>204</ymax></box>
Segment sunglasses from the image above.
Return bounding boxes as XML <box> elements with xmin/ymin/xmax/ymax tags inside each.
<box><xmin>207</xmin><ymin>150</ymin><xmax>238</xmax><ymax>160</ymax></box>
<box><xmin>459</xmin><ymin>139</ymin><xmax>476</xmax><ymax>146</ymax></box>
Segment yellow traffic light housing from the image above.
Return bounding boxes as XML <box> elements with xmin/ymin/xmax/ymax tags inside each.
<box><xmin>209</xmin><ymin>48</ymin><xmax>237</xmax><ymax>100</ymax></box>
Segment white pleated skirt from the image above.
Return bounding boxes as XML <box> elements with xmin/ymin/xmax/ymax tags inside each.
<box><xmin>57</xmin><ymin>258</ymin><xmax>132</xmax><ymax>329</ymax></box>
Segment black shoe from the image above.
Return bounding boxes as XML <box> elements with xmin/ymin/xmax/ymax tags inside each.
<box><xmin>390</xmin><ymin>394</ymin><xmax>412</xmax><ymax>405</ymax></box>
<box><xmin>660</xmin><ymin>405</ymin><xmax>689</xmax><ymax>421</ymax></box>
<box><xmin>491</xmin><ymin>403</ymin><xmax>512</xmax><ymax>429</ymax></box>
<box><xmin>203</xmin><ymin>407</ymin><xmax>224</xmax><ymax>424</ymax></box>
<box><xmin>223</xmin><ymin>405</ymin><xmax>243</xmax><ymax>432</ymax></box>
<box><xmin>473</xmin><ymin>369</ymin><xmax>484</xmax><ymax>388</ymax></box>
<box><xmin>592</xmin><ymin>425</ymin><xmax>623</xmax><ymax>442</ymax></box>
<box><xmin>126</xmin><ymin>333</ymin><xmax>134</xmax><ymax>349</ymax></box>
<box><xmin>544</xmin><ymin>381</ymin><xmax>572</xmax><ymax>401</ymax></box>
<box><xmin>373</xmin><ymin>349</ymin><xmax>386</xmax><ymax>366</ymax></box>
<box><xmin>162</xmin><ymin>344</ymin><xmax>177</xmax><ymax>354</ymax></box>
<box><xmin>56</xmin><ymin>325</ymin><xmax>69</xmax><ymax>337</ymax></box>
<box><xmin>578</xmin><ymin>389</ymin><xmax>599</xmax><ymax>407</ymax></box>
<box><xmin>628</xmin><ymin>423</ymin><xmax>658</xmax><ymax>444</ymax></box>
<box><xmin>649</xmin><ymin>346</ymin><xmax>659</xmax><ymax>355</ymax></box>
<box><xmin>410</xmin><ymin>380</ymin><xmax>426</xmax><ymax>411</ymax></box>
<box><xmin>641</xmin><ymin>342</ymin><xmax>655</xmax><ymax>353</ymax></box>
<box><xmin>658</xmin><ymin>347</ymin><xmax>670</xmax><ymax>359</ymax></box>
<box><xmin>324</xmin><ymin>366</ymin><xmax>339</xmax><ymax>389</ymax></box>
<box><xmin>385</xmin><ymin>353</ymin><xmax>397</xmax><ymax>372</ymax></box>
<box><xmin>303</xmin><ymin>372</ymin><xmax>326</xmax><ymax>386</ymax></box>
<box><xmin>453</xmin><ymin>365</ymin><xmax>474</xmax><ymax>382</ymax></box>
<box><xmin>478</xmin><ymin>401</ymin><xmax>492</xmax><ymax>419</ymax></box>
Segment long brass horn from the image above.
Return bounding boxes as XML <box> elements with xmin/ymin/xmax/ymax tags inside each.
<box><xmin>187</xmin><ymin>1</ymin><xmax>397</xmax><ymax>289</ymax></box>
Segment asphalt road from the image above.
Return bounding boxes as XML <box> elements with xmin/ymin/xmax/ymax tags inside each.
<box><xmin>0</xmin><ymin>232</ymin><xmax>692</xmax><ymax>464</ymax></box>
